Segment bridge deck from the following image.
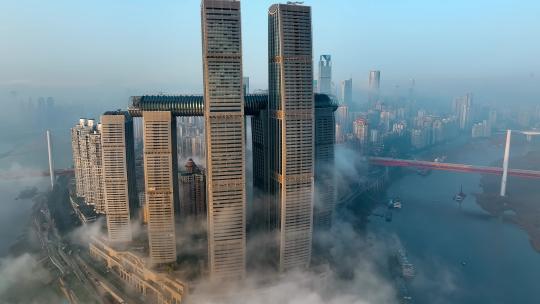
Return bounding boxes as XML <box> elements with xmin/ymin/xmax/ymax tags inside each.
<box><xmin>370</xmin><ymin>157</ymin><xmax>540</xmax><ymax>179</ymax></box>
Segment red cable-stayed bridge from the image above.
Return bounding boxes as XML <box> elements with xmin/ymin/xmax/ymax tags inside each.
<box><xmin>369</xmin><ymin>157</ymin><xmax>540</xmax><ymax>179</ymax></box>
<box><xmin>373</xmin><ymin>129</ymin><xmax>540</xmax><ymax>197</ymax></box>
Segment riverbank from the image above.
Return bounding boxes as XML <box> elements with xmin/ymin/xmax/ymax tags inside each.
<box><xmin>476</xmin><ymin>150</ymin><xmax>540</xmax><ymax>252</ymax></box>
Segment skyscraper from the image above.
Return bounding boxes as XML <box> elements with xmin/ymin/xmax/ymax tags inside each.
<box><xmin>88</xmin><ymin>126</ymin><xmax>105</xmax><ymax>214</ymax></box>
<box><xmin>341</xmin><ymin>78</ymin><xmax>352</xmax><ymax>105</ymax></box>
<box><xmin>318</xmin><ymin>55</ymin><xmax>332</xmax><ymax>95</ymax></box>
<box><xmin>314</xmin><ymin>96</ymin><xmax>336</xmax><ymax>229</ymax></box>
<box><xmin>71</xmin><ymin>119</ymin><xmax>87</xmax><ymax>199</ymax></box>
<box><xmin>71</xmin><ymin>119</ymin><xmax>105</xmax><ymax>213</ymax></box>
<box><xmin>179</xmin><ymin>159</ymin><xmax>206</xmax><ymax>219</ymax></box>
<box><xmin>101</xmin><ymin>112</ymin><xmax>139</xmax><ymax>243</ymax></box>
<box><xmin>201</xmin><ymin>0</ymin><xmax>246</xmax><ymax>279</ymax></box>
<box><xmin>143</xmin><ymin>111</ymin><xmax>177</xmax><ymax>265</ymax></box>
<box><xmin>368</xmin><ymin>70</ymin><xmax>381</xmax><ymax>104</ymax></box>
<box><xmin>269</xmin><ymin>3</ymin><xmax>314</xmax><ymax>271</ymax></box>
<box><xmin>454</xmin><ymin>93</ymin><xmax>473</xmax><ymax>130</ymax></box>
<box><xmin>353</xmin><ymin>118</ymin><xmax>369</xmax><ymax>144</ymax></box>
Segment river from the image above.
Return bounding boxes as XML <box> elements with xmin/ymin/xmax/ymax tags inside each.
<box><xmin>0</xmin><ymin>129</ymin><xmax>72</xmax><ymax>256</ymax></box>
<box><xmin>367</xmin><ymin>136</ymin><xmax>540</xmax><ymax>303</ymax></box>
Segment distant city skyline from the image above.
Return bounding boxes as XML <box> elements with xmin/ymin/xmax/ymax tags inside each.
<box><xmin>1</xmin><ymin>0</ymin><xmax>539</xmax><ymax>104</ymax></box>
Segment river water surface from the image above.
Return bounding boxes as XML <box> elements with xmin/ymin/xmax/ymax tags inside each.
<box><xmin>367</xmin><ymin>137</ymin><xmax>540</xmax><ymax>303</ymax></box>
<box><xmin>0</xmin><ymin>129</ymin><xmax>72</xmax><ymax>256</ymax></box>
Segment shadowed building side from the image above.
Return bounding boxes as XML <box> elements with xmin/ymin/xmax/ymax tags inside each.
<box><xmin>143</xmin><ymin>111</ymin><xmax>177</xmax><ymax>265</ymax></box>
<box><xmin>179</xmin><ymin>159</ymin><xmax>207</xmax><ymax>219</ymax></box>
<box><xmin>313</xmin><ymin>99</ymin><xmax>336</xmax><ymax>229</ymax></box>
<box><xmin>101</xmin><ymin>112</ymin><xmax>139</xmax><ymax>243</ymax></box>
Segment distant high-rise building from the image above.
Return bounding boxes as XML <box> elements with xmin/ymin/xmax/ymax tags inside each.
<box><xmin>201</xmin><ymin>0</ymin><xmax>246</xmax><ymax>280</ymax></box>
<box><xmin>269</xmin><ymin>3</ymin><xmax>314</xmax><ymax>272</ymax></box>
<box><xmin>518</xmin><ymin>108</ymin><xmax>531</xmax><ymax>128</ymax></box>
<box><xmin>353</xmin><ymin>118</ymin><xmax>369</xmax><ymax>144</ymax></box>
<box><xmin>318</xmin><ymin>55</ymin><xmax>332</xmax><ymax>95</ymax></box>
<box><xmin>472</xmin><ymin>120</ymin><xmax>491</xmax><ymax>138</ymax></box>
<box><xmin>177</xmin><ymin>117</ymin><xmax>205</xmax><ymax>162</ymax></box>
<box><xmin>454</xmin><ymin>93</ymin><xmax>473</xmax><ymax>130</ymax></box>
<box><xmin>101</xmin><ymin>112</ymin><xmax>139</xmax><ymax>243</ymax></box>
<box><xmin>408</xmin><ymin>78</ymin><xmax>416</xmax><ymax>102</ymax></box>
<box><xmin>411</xmin><ymin>128</ymin><xmax>428</xmax><ymax>149</ymax></box>
<box><xmin>370</xmin><ymin>129</ymin><xmax>379</xmax><ymax>144</ymax></box>
<box><xmin>335</xmin><ymin>104</ymin><xmax>350</xmax><ymax>140</ymax></box>
<box><xmin>368</xmin><ymin>70</ymin><xmax>380</xmax><ymax>104</ymax></box>
<box><xmin>488</xmin><ymin>109</ymin><xmax>497</xmax><ymax>129</ymax></box>
<box><xmin>340</xmin><ymin>78</ymin><xmax>352</xmax><ymax>105</ymax></box>
<box><xmin>143</xmin><ymin>111</ymin><xmax>177</xmax><ymax>265</ymax></box>
<box><xmin>243</xmin><ymin>77</ymin><xmax>250</xmax><ymax>96</ymax></box>
<box><xmin>179</xmin><ymin>159</ymin><xmax>206</xmax><ymax>219</ymax></box>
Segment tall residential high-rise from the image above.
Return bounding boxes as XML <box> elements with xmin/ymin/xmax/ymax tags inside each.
<box><xmin>341</xmin><ymin>78</ymin><xmax>352</xmax><ymax>104</ymax></box>
<box><xmin>101</xmin><ymin>112</ymin><xmax>139</xmax><ymax>243</ymax></box>
<box><xmin>353</xmin><ymin>118</ymin><xmax>369</xmax><ymax>144</ymax></box>
<box><xmin>201</xmin><ymin>0</ymin><xmax>246</xmax><ymax>279</ymax></box>
<box><xmin>454</xmin><ymin>93</ymin><xmax>473</xmax><ymax>130</ymax></box>
<box><xmin>269</xmin><ymin>3</ymin><xmax>314</xmax><ymax>271</ymax></box>
<box><xmin>143</xmin><ymin>111</ymin><xmax>177</xmax><ymax>265</ymax></box>
<box><xmin>71</xmin><ymin>119</ymin><xmax>87</xmax><ymax>198</ymax></box>
<box><xmin>71</xmin><ymin>119</ymin><xmax>105</xmax><ymax>213</ymax></box>
<box><xmin>72</xmin><ymin>119</ymin><xmax>94</xmax><ymax>200</ymax></box>
<box><xmin>335</xmin><ymin>104</ymin><xmax>349</xmax><ymax>141</ymax></box>
<box><xmin>368</xmin><ymin>70</ymin><xmax>381</xmax><ymax>104</ymax></box>
<box><xmin>318</xmin><ymin>55</ymin><xmax>332</xmax><ymax>95</ymax></box>
<box><xmin>179</xmin><ymin>159</ymin><xmax>206</xmax><ymax>219</ymax></box>
<box><xmin>88</xmin><ymin>126</ymin><xmax>105</xmax><ymax>214</ymax></box>
<box><xmin>79</xmin><ymin>119</ymin><xmax>95</xmax><ymax>202</ymax></box>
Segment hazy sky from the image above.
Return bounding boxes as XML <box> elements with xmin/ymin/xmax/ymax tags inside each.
<box><xmin>1</xmin><ymin>0</ymin><xmax>539</xmax><ymax>103</ymax></box>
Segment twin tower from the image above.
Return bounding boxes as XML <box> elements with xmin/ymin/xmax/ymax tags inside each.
<box><xmin>101</xmin><ymin>1</ymin><xmax>330</xmax><ymax>281</ymax></box>
<box><xmin>202</xmin><ymin>1</ymin><xmax>315</xmax><ymax>279</ymax></box>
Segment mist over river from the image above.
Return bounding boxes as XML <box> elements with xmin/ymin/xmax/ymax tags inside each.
<box><xmin>366</xmin><ymin>137</ymin><xmax>540</xmax><ymax>303</ymax></box>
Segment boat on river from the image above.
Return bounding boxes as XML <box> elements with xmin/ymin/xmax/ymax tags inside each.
<box><xmin>453</xmin><ymin>185</ymin><xmax>466</xmax><ymax>202</ymax></box>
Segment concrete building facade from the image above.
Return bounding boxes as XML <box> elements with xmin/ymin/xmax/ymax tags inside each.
<box><xmin>101</xmin><ymin>112</ymin><xmax>139</xmax><ymax>243</ymax></box>
<box><xmin>269</xmin><ymin>3</ymin><xmax>314</xmax><ymax>271</ymax></box>
<box><xmin>88</xmin><ymin>126</ymin><xmax>105</xmax><ymax>213</ymax></box>
<box><xmin>201</xmin><ymin>0</ymin><xmax>246</xmax><ymax>279</ymax></box>
<box><xmin>143</xmin><ymin>111</ymin><xmax>178</xmax><ymax>265</ymax></box>
<box><xmin>71</xmin><ymin>119</ymin><xmax>106</xmax><ymax>213</ymax></box>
